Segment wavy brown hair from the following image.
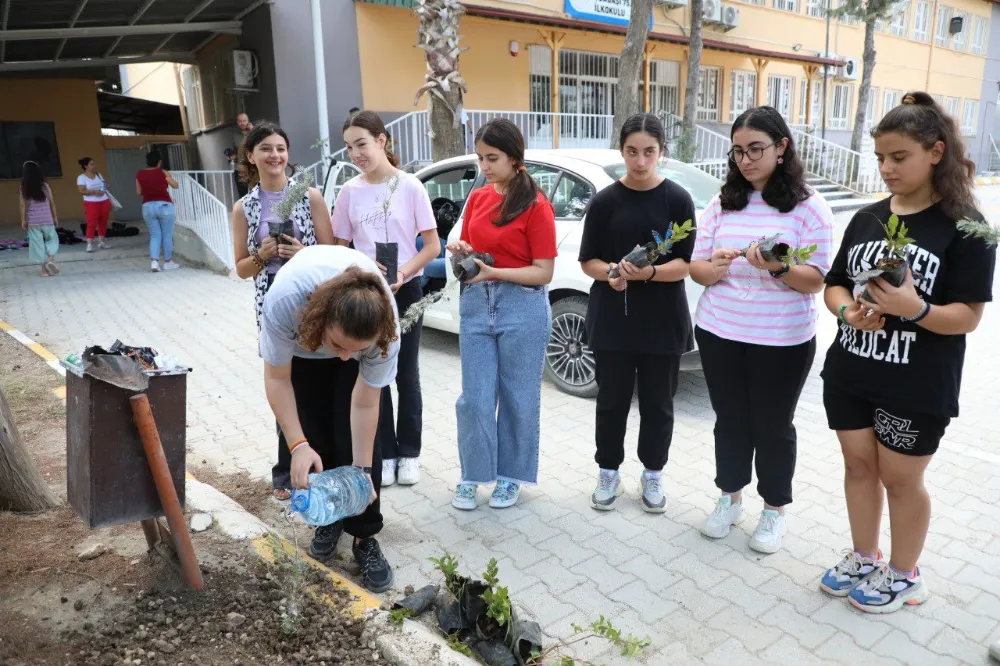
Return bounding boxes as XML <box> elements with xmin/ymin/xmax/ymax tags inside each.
<box><xmin>342</xmin><ymin>110</ymin><xmax>401</xmax><ymax>168</ymax></box>
<box><xmin>297</xmin><ymin>265</ymin><xmax>398</xmax><ymax>358</ymax></box>
<box><xmin>873</xmin><ymin>91</ymin><xmax>977</xmax><ymax>219</ymax></box>
<box><xmin>237</xmin><ymin>121</ymin><xmax>292</xmax><ymax>189</ymax></box>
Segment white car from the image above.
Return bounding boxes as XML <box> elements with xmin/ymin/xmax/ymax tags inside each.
<box><xmin>324</xmin><ymin>149</ymin><xmax>721</xmax><ymax>398</ymax></box>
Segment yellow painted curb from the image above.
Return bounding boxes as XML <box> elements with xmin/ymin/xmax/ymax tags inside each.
<box><xmin>52</xmin><ymin>386</ymin><xmax>66</xmax><ymax>400</ymax></box>
<box><xmin>251</xmin><ymin>534</ymin><xmax>382</xmax><ymax>619</ymax></box>
<box><xmin>0</xmin><ymin>317</ymin><xmax>65</xmax><ymax>377</ymax></box>
<box><xmin>0</xmin><ymin>320</ymin><xmax>12</xmax><ymax>332</ymax></box>
<box><xmin>27</xmin><ymin>342</ymin><xmax>58</xmax><ymax>361</ymax></box>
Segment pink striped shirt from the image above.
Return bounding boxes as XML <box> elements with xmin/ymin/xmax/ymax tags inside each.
<box><xmin>24</xmin><ymin>184</ymin><xmax>54</xmax><ymax>226</ymax></box>
<box><xmin>691</xmin><ymin>191</ymin><xmax>834</xmax><ymax>346</ymax></box>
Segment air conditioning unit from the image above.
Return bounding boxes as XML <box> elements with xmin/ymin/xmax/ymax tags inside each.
<box><xmin>821</xmin><ymin>53</ymin><xmax>840</xmax><ymax>79</ymax></box>
<box><xmin>702</xmin><ymin>0</ymin><xmax>723</xmax><ymax>24</ymax></box>
<box><xmin>720</xmin><ymin>4</ymin><xmax>740</xmax><ymax>30</ymax></box>
<box><xmin>838</xmin><ymin>56</ymin><xmax>861</xmax><ymax>81</ymax></box>
<box><xmin>232</xmin><ymin>49</ymin><xmax>258</xmax><ymax>90</ymax></box>
<box><xmin>657</xmin><ymin>0</ymin><xmax>688</xmax><ymax>8</ymax></box>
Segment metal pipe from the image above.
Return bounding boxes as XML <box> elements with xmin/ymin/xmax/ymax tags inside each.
<box><xmin>822</xmin><ymin>0</ymin><xmax>831</xmax><ymax>140</ymax></box>
<box><xmin>105</xmin><ymin>0</ymin><xmax>159</xmax><ymax>57</ymax></box>
<box><xmin>0</xmin><ymin>52</ymin><xmax>195</xmax><ymax>72</ymax></box>
<box><xmin>311</xmin><ymin>0</ymin><xmax>331</xmax><ymax>182</ymax></box>
<box><xmin>54</xmin><ymin>0</ymin><xmax>89</xmax><ymax>60</ymax></box>
<box><xmin>0</xmin><ymin>21</ymin><xmax>241</xmax><ymax>41</ymax></box>
<box><xmin>154</xmin><ymin>0</ymin><xmax>218</xmax><ymax>54</ymax></box>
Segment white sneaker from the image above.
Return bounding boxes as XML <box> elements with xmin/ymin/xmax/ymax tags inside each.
<box><xmin>382</xmin><ymin>458</ymin><xmax>397</xmax><ymax>487</ymax></box>
<box><xmin>702</xmin><ymin>495</ymin><xmax>742</xmax><ymax>539</ymax></box>
<box><xmin>98</xmin><ymin>241</ymin><xmax>109</xmax><ymax>250</ymax></box>
<box><xmin>86</xmin><ymin>243</ymin><xmax>93</xmax><ymax>253</ymax></box>
<box><xmin>452</xmin><ymin>483</ymin><xmax>477</xmax><ymax>511</ymax></box>
<box><xmin>639</xmin><ymin>470</ymin><xmax>666</xmax><ymax>513</ymax></box>
<box><xmin>749</xmin><ymin>509</ymin><xmax>786</xmax><ymax>554</ymax></box>
<box><xmin>396</xmin><ymin>457</ymin><xmax>420</xmax><ymax>485</ymax></box>
<box><xmin>162</xmin><ymin>260</ymin><xmax>180</xmax><ymax>271</ymax></box>
<box><xmin>151</xmin><ymin>260</ymin><xmax>160</xmax><ymax>272</ymax></box>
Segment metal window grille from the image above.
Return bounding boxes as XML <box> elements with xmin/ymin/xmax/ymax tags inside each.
<box><xmin>864</xmin><ymin>87</ymin><xmax>880</xmax><ymax>130</ymax></box>
<box><xmin>731</xmin><ymin>70</ymin><xmax>757</xmax><ymax>121</ymax></box>
<box><xmin>962</xmin><ymin>100</ymin><xmax>978</xmax><ymax>135</ymax></box>
<box><xmin>913</xmin><ymin>0</ymin><xmax>931</xmax><ymax>40</ymax></box>
<box><xmin>935</xmin><ymin>5</ymin><xmax>953</xmax><ymax>46</ymax></box>
<box><xmin>883</xmin><ymin>89</ymin><xmax>901</xmax><ymax>117</ymax></box>
<box><xmin>798</xmin><ymin>79</ymin><xmax>822</xmax><ymax>125</ymax></box>
<box><xmin>890</xmin><ymin>6</ymin><xmax>908</xmax><ymax>36</ymax></box>
<box><xmin>806</xmin><ymin>0</ymin><xmax>824</xmax><ymax>18</ymax></box>
<box><xmin>830</xmin><ymin>84</ymin><xmax>852</xmax><ymax>130</ymax></box>
<box><xmin>650</xmin><ymin>59</ymin><xmax>681</xmax><ymax>116</ymax></box>
<box><xmin>972</xmin><ymin>16</ymin><xmax>987</xmax><ymax>54</ymax></box>
<box><xmin>945</xmin><ymin>97</ymin><xmax>960</xmax><ymax>120</ymax></box>
<box><xmin>773</xmin><ymin>0</ymin><xmax>797</xmax><ymax>11</ymax></box>
<box><xmin>697</xmin><ymin>67</ymin><xmax>721</xmax><ymax>122</ymax></box>
<box><xmin>767</xmin><ymin>75</ymin><xmax>793</xmax><ymax>119</ymax></box>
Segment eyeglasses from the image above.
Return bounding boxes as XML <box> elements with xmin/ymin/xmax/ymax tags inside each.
<box><xmin>728</xmin><ymin>141</ymin><xmax>779</xmax><ymax>163</ymax></box>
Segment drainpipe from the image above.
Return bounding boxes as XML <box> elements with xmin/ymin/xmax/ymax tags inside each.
<box><xmin>311</xmin><ymin>0</ymin><xmax>330</xmax><ymax>182</ymax></box>
<box><xmin>822</xmin><ymin>0</ymin><xmax>831</xmax><ymax>140</ymax></box>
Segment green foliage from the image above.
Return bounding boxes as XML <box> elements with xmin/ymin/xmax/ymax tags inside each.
<box><xmin>266</xmin><ymin>533</ymin><xmax>308</xmax><ymax>637</ymax></box>
<box><xmin>882</xmin><ymin>213</ymin><xmax>915</xmax><ymax>258</ymax></box>
<box><xmin>828</xmin><ymin>0</ymin><xmax>898</xmax><ymax>22</ymax></box>
<box><xmin>446</xmin><ymin>633</ymin><xmax>473</xmax><ymax>657</ymax></box>
<box><xmin>481</xmin><ymin>558</ymin><xmax>513</xmax><ymax>635</ymax></box>
<box><xmin>528</xmin><ymin>615</ymin><xmax>652</xmax><ymax>665</ymax></box>
<box><xmin>272</xmin><ymin>168</ymin><xmax>315</xmax><ymax>222</ymax></box>
<box><xmin>956</xmin><ymin>218</ymin><xmax>1000</xmax><ymax>247</ymax></box>
<box><xmin>428</xmin><ymin>551</ymin><xmax>461</xmax><ymax>595</ymax></box>
<box><xmin>673</xmin><ymin>128</ymin><xmax>697</xmax><ymax>164</ymax></box>
<box><xmin>781</xmin><ymin>244</ymin><xmax>819</xmax><ymax>265</ymax></box>
<box><xmin>389</xmin><ymin>607</ymin><xmax>414</xmax><ymax>627</ymax></box>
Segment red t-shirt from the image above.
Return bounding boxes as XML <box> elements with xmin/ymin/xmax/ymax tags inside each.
<box><xmin>136</xmin><ymin>168</ymin><xmax>172</xmax><ymax>203</ymax></box>
<box><xmin>460</xmin><ymin>186</ymin><xmax>557</xmax><ymax>269</ymax></box>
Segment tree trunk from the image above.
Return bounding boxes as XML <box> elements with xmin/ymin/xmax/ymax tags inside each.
<box><xmin>430</xmin><ymin>88</ymin><xmax>466</xmax><ymax>162</ymax></box>
<box><xmin>679</xmin><ymin>0</ymin><xmax>705</xmax><ymax>163</ymax></box>
<box><xmin>610</xmin><ymin>0</ymin><xmax>655</xmax><ymax>148</ymax></box>
<box><xmin>0</xmin><ymin>387</ymin><xmax>58</xmax><ymax>512</ymax></box>
<box><xmin>851</xmin><ymin>19</ymin><xmax>877</xmax><ymax>153</ymax></box>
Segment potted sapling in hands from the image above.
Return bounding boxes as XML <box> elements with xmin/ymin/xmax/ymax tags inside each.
<box><xmin>739</xmin><ymin>232</ymin><xmax>819</xmax><ymax>273</ymax></box>
<box><xmin>852</xmin><ymin>213</ymin><xmax>915</xmax><ymax>301</ymax></box>
<box><xmin>607</xmin><ymin>219</ymin><xmax>694</xmax><ymax>281</ymax></box>
<box><xmin>374</xmin><ymin>173</ymin><xmax>402</xmax><ymax>284</ymax></box>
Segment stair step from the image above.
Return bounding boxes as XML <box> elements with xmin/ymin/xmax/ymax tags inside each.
<box><xmin>829</xmin><ymin>197</ymin><xmax>879</xmax><ymax>213</ymax></box>
<box><xmin>823</xmin><ymin>191</ymin><xmax>856</xmax><ymax>201</ymax></box>
<box><xmin>813</xmin><ymin>184</ymin><xmax>842</xmax><ymax>192</ymax></box>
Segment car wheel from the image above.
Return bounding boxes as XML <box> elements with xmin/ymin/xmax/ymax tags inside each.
<box><xmin>545</xmin><ymin>296</ymin><xmax>597</xmax><ymax>399</ymax></box>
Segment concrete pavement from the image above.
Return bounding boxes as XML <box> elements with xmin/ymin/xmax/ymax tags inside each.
<box><xmin>1</xmin><ymin>198</ymin><xmax>999</xmax><ymax>664</ymax></box>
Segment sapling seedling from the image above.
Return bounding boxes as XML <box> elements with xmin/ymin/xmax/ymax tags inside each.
<box><xmin>374</xmin><ymin>174</ymin><xmax>403</xmax><ymax>284</ymax></box>
<box><xmin>854</xmin><ymin>213</ymin><xmax>916</xmax><ymax>298</ymax></box>
<box><xmin>956</xmin><ymin>217</ymin><xmax>1000</xmax><ymax>247</ymax></box>
<box><xmin>428</xmin><ymin>551</ymin><xmax>461</xmax><ymax>596</ymax></box>
<box><xmin>270</xmin><ymin>168</ymin><xmax>315</xmax><ymax>265</ymax></box>
<box><xmin>606</xmin><ymin>219</ymin><xmax>694</xmax><ymax>279</ymax></box>
<box><xmin>479</xmin><ymin>558</ymin><xmax>512</xmax><ymax>639</ymax></box>
<box><xmin>739</xmin><ymin>233</ymin><xmax>818</xmax><ymax>265</ymax></box>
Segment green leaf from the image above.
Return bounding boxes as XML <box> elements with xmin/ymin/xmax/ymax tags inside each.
<box><xmin>956</xmin><ymin>217</ymin><xmax>1000</xmax><ymax>246</ymax></box>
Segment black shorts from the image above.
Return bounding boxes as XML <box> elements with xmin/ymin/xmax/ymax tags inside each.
<box><xmin>823</xmin><ymin>382</ymin><xmax>950</xmax><ymax>457</ymax></box>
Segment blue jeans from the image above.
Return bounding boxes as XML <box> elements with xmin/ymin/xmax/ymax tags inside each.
<box><xmin>143</xmin><ymin>201</ymin><xmax>176</xmax><ymax>260</ymax></box>
<box><xmin>456</xmin><ymin>281</ymin><xmax>551</xmax><ymax>485</ymax></box>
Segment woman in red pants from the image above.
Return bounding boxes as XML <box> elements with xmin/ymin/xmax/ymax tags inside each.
<box><xmin>76</xmin><ymin>157</ymin><xmax>111</xmax><ymax>252</ymax></box>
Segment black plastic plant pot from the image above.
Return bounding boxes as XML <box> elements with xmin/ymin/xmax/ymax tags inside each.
<box><xmin>268</xmin><ymin>220</ymin><xmax>294</xmax><ymax>265</ymax></box>
<box><xmin>759</xmin><ymin>241</ymin><xmax>790</xmax><ymax>263</ymax></box>
<box><xmin>459</xmin><ymin>580</ymin><xmax>489</xmax><ymax>625</ymax></box>
<box><xmin>878</xmin><ymin>257</ymin><xmax>908</xmax><ymax>287</ymax></box>
<box><xmin>451</xmin><ymin>252</ymin><xmax>496</xmax><ymax>282</ymax></box>
<box><xmin>475</xmin><ymin>614</ymin><xmax>505</xmax><ymax>641</ymax></box>
<box><xmin>392</xmin><ymin>584</ymin><xmax>439</xmax><ymax>616</ymax></box>
<box><xmin>375</xmin><ymin>241</ymin><xmax>399</xmax><ymax>285</ymax></box>
<box><xmin>608</xmin><ymin>243</ymin><xmax>658</xmax><ymax>279</ymax></box>
<box><xmin>475</xmin><ymin>639</ymin><xmax>517</xmax><ymax>666</ymax></box>
<box><xmin>507</xmin><ymin>610</ymin><xmax>542</xmax><ymax>665</ymax></box>
<box><xmin>435</xmin><ymin>596</ymin><xmax>466</xmax><ymax>634</ymax></box>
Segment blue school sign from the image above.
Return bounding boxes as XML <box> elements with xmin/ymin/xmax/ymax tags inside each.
<box><xmin>564</xmin><ymin>0</ymin><xmax>653</xmax><ymax>28</ymax></box>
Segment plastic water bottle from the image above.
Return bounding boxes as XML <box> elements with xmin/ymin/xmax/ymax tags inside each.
<box><xmin>65</xmin><ymin>354</ymin><xmax>82</xmax><ymax>367</ymax></box>
<box><xmin>290</xmin><ymin>466</ymin><xmax>373</xmax><ymax>526</ymax></box>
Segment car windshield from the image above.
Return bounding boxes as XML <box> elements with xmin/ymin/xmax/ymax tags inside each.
<box><xmin>603</xmin><ymin>162</ymin><xmax>719</xmax><ymax>210</ymax></box>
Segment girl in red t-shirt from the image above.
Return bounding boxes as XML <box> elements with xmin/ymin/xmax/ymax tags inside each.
<box><xmin>447</xmin><ymin>118</ymin><xmax>557</xmax><ymax>511</ymax></box>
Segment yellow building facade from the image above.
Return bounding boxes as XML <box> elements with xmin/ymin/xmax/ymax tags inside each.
<box><xmin>355</xmin><ymin>0</ymin><xmax>993</xmax><ymax>141</ymax></box>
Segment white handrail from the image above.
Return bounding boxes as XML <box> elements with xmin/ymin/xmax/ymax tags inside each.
<box><xmin>663</xmin><ymin>113</ymin><xmax>731</xmax><ymax>177</ymax></box>
<box><xmin>989</xmin><ymin>134</ymin><xmax>1000</xmax><ymax>172</ymax></box>
<box><xmin>173</xmin><ymin>169</ymin><xmax>239</xmax><ymax>211</ymax></box>
<box><xmin>173</xmin><ymin>173</ymin><xmax>235</xmax><ymax>270</ymax></box>
<box><xmin>787</xmin><ymin>126</ymin><xmax>886</xmax><ymax>195</ymax></box>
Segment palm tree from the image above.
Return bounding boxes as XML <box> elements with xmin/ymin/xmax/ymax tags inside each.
<box><xmin>414</xmin><ymin>0</ymin><xmax>468</xmax><ymax>162</ymax></box>
<box><xmin>831</xmin><ymin>0</ymin><xmax>901</xmax><ymax>152</ymax></box>
<box><xmin>610</xmin><ymin>0</ymin><xmax>655</xmax><ymax>148</ymax></box>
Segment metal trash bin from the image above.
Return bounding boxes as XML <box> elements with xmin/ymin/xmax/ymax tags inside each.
<box><xmin>65</xmin><ymin>361</ymin><xmax>189</xmax><ymax>528</ymax></box>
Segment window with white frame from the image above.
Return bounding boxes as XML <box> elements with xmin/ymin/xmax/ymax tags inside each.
<box><xmin>883</xmin><ymin>89</ymin><xmax>901</xmax><ymax>117</ymax></box>
<box><xmin>529</xmin><ymin>45</ymin><xmax>552</xmax><ymax>113</ymax></box>
<box><xmin>890</xmin><ymin>5</ymin><xmax>908</xmax><ymax>36</ymax></box>
<box><xmin>798</xmin><ymin>79</ymin><xmax>822</xmax><ymax>125</ymax></box>
<box><xmin>972</xmin><ymin>15</ymin><xmax>987</xmax><ymax>54</ymax></box>
<box><xmin>731</xmin><ymin>70</ymin><xmax>757</xmax><ymax>121</ymax></box>
<box><xmin>875</xmin><ymin>17</ymin><xmax>888</xmax><ymax>31</ymax></box>
<box><xmin>945</xmin><ymin>96</ymin><xmax>960</xmax><ymax>119</ymax></box>
<box><xmin>961</xmin><ymin>99</ymin><xmax>978</xmax><ymax>135</ymax></box>
<box><xmin>935</xmin><ymin>5</ymin><xmax>953</xmax><ymax>46</ymax></box>
<box><xmin>931</xmin><ymin>93</ymin><xmax>945</xmax><ymax>106</ymax></box>
<box><xmin>697</xmin><ymin>66</ymin><xmax>721</xmax><ymax>122</ymax></box>
<box><xmin>740</xmin><ymin>0</ymin><xmax>767</xmax><ymax>6</ymax></box>
<box><xmin>806</xmin><ymin>0</ymin><xmax>824</xmax><ymax>17</ymax></box>
<box><xmin>773</xmin><ymin>0</ymin><xmax>797</xmax><ymax>12</ymax></box>
<box><xmin>837</xmin><ymin>0</ymin><xmax>860</xmax><ymax>25</ymax></box>
<box><xmin>913</xmin><ymin>0</ymin><xmax>931</xmax><ymax>40</ymax></box>
<box><xmin>830</xmin><ymin>84</ymin><xmax>852</xmax><ymax>130</ymax></box>
<box><xmin>864</xmin><ymin>87</ymin><xmax>880</xmax><ymax>129</ymax></box>
<box><xmin>649</xmin><ymin>59</ymin><xmax>681</xmax><ymax>117</ymax></box>
<box><xmin>767</xmin><ymin>75</ymin><xmax>794</xmax><ymax>119</ymax></box>
<box><xmin>952</xmin><ymin>12</ymin><xmax>968</xmax><ymax>50</ymax></box>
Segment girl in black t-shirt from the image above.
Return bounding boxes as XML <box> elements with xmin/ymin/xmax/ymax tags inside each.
<box><xmin>578</xmin><ymin>113</ymin><xmax>696</xmax><ymax>514</ymax></box>
<box><xmin>818</xmin><ymin>92</ymin><xmax>996</xmax><ymax>614</ymax></box>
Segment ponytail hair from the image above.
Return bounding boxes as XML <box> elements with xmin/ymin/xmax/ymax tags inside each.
<box><xmin>298</xmin><ymin>265</ymin><xmax>399</xmax><ymax>358</ymax></box>
<box><xmin>342</xmin><ymin>110</ymin><xmax>401</xmax><ymax>168</ymax></box>
<box><xmin>873</xmin><ymin>91</ymin><xmax>977</xmax><ymax>219</ymax></box>
<box><xmin>475</xmin><ymin>118</ymin><xmax>542</xmax><ymax>226</ymax></box>
<box><xmin>237</xmin><ymin>121</ymin><xmax>291</xmax><ymax>189</ymax></box>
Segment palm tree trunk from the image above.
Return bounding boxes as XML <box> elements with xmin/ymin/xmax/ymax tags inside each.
<box><xmin>611</xmin><ymin>0</ymin><xmax>655</xmax><ymax>148</ymax></box>
<box><xmin>0</xmin><ymin>387</ymin><xmax>58</xmax><ymax>512</ymax></box>
<box><xmin>851</xmin><ymin>19</ymin><xmax>877</xmax><ymax>153</ymax></box>
<box><xmin>430</xmin><ymin>88</ymin><xmax>466</xmax><ymax>162</ymax></box>
<box><xmin>680</xmin><ymin>0</ymin><xmax>705</xmax><ymax>163</ymax></box>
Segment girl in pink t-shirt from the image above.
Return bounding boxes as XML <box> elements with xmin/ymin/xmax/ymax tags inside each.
<box><xmin>332</xmin><ymin>110</ymin><xmax>440</xmax><ymax>488</ymax></box>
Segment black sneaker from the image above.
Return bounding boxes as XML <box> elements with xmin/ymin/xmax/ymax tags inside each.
<box><xmin>352</xmin><ymin>537</ymin><xmax>394</xmax><ymax>593</ymax></box>
<box><xmin>308</xmin><ymin>522</ymin><xmax>344</xmax><ymax>562</ymax></box>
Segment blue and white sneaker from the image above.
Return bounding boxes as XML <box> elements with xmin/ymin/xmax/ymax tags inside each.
<box><xmin>591</xmin><ymin>469</ymin><xmax>623</xmax><ymax>511</ymax></box>
<box><xmin>639</xmin><ymin>470</ymin><xmax>666</xmax><ymax>513</ymax></box>
<box><xmin>452</xmin><ymin>483</ymin><xmax>478</xmax><ymax>511</ymax></box>
<box><xmin>849</xmin><ymin>563</ymin><xmax>929</xmax><ymax>614</ymax></box>
<box><xmin>820</xmin><ymin>549</ymin><xmax>883</xmax><ymax>597</ymax></box>
<box><xmin>489</xmin><ymin>480</ymin><xmax>520</xmax><ymax>509</ymax></box>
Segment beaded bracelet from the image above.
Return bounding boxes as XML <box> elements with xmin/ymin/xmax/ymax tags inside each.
<box><xmin>288</xmin><ymin>438</ymin><xmax>309</xmax><ymax>455</ymax></box>
<box><xmin>901</xmin><ymin>301</ymin><xmax>930</xmax><ymax>323</ymax></box>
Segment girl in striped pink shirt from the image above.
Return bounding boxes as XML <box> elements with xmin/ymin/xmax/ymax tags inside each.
<box><xmin>19</xmin><ymin>160</ymin><xmax>61</xmax><ymax>277</ymax></box>
<box><xmin>689</xmin><ymin>106</ymin><xmax>834</xmax><ymax>554</ymax></box>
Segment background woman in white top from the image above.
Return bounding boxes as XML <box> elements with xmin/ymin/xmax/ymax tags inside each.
<box><xmin>76</xmin><ymin>157</ymin><xmax>111</xmax><ymax>253</ymax></box>
<box><xmin>689</xmin><ymin>106</ymin><xmax>834</xmax><ymax>554</ymax></box>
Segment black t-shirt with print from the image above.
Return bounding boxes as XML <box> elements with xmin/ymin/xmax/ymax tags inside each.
<box><xmin>821</xmin><ymin>197</ymin><xmax>996</xmax><ymax>417</ymax></box>
<box><xmin>578</xmin><ymin>179</ymin><xmax>697</xmax><ymax>356</ymax></box>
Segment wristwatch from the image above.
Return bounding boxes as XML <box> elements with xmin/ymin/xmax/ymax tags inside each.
<box><xmin>769</xmin><ymin>264</ymin><xmax>791</xmax><ymax>279</ymax></box>
<box><xmin>354</xmin><ymin>464</ymin><xmax>373</xmax><ymax>474</ymax></box>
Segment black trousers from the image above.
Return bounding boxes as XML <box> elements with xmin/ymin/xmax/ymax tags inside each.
<box><xmin>695</xmin><ymin>327</ymin><xmax>816</xmax><ymax>508</ymax></box>
<box><xmin>379</xmin><ymin>278</ymin><xmax>424</xmax><ymax>459</ymax></box>
<box><xmin>275</xmin><ymin>356</ymin><xmax>383</xmax><ymax>538</ymax></box>
<box><xmin>594</xmin><ymin>350</ymin><xmax>680</xmax><ymax>472</ymax></box>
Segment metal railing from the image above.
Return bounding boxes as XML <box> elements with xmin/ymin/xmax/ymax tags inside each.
<box><xmin>989</xmin><ymin>135</ymin><xmax>1000</xmax><ymax>172</ymax></box>
<box><xmin>662</xmin><ymin>113</ymin><xmax>731</xmax><ymax>177</ymax></box>
<box><xmin>173</xmin><ymin>170</ymin><xmax>240</xmax><ymax>212</ymax></box>
<box><xmin>323</xmin><ymin>111</ymin><xmax>432</xmax><ymax>170</ymax></box>
<box><xmin>173</xmin><ymin>173</ymin><xmax>235</xmax><ymax>270</ymax></box>
<box><xmin>788</xmin><ymin>126</ymin><xmax>886</xmax><ymax>195</ymax></box>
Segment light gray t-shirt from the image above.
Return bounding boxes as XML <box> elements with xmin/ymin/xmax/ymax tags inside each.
<box><xmin>259</xmin><ymin>245</ymin><xmax>400</xmax><ymax>388</ymax></box>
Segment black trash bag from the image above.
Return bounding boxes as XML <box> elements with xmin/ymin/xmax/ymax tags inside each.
<box><xmin>392</xmin><ymin>584</ymin><xmax>439</xmax><ymax>616</ymax></box>
<box><xmin>81</xmin><ymin>346</ymin><xmax>149</xmax><ymax>392</ymax></box>
<box><xmin>460</xmin><ymin>580</ymin><xmax>489</xmax><ymax>626</ymax></box>
<box><xmin>475</xmin><ymin>639</ymin><xmax>517</xmax><ymax>666</ymax></box>
<box><xmin>435</xmin><ymin>592</ymin><xmax>466</xmax><ymax>634</ymax></box>
<box><xmin>507</xmin><ymin>609</ymin><xmax>543</xmax><ymax>666</ymax></box>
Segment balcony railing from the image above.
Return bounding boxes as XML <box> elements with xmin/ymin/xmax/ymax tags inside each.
<box><xmin>788</xmin><ymin>126</ymin><xmax>886</xmax><ymax>195</ymax></box>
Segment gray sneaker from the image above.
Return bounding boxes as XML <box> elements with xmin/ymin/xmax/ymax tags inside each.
<box><xmin>640</xmin><ymin>470</ymin><xmax>666</xmax><ymax>513</ymax></box>
<box><xmin>590</xmin><ymin>469</ymin><xmax>623</xmax><ymax>510</ymax></box>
